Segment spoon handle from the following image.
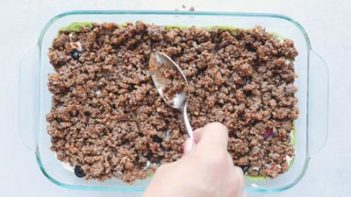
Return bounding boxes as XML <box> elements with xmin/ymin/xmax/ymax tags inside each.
<box><xmin>182</xmin><ymin>102</ymin><xmax>194</xmax><ymax>140</ymax></box>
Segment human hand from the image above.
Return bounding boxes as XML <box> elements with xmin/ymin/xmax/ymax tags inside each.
<box><xmin>143</xmin><ymin>122</ymin><xmax>245</xmax><ymax>197</ymax></box>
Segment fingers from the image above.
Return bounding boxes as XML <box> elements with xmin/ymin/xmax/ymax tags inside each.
<box><xmin>195</xmin><ymin>122</ymin><xmax>228</xmax><ymax>150</ymax></box>
<box><xmin>233</xmin><ymin>166</ymin><xmax>245</xmax><ymax>197</ymax></box>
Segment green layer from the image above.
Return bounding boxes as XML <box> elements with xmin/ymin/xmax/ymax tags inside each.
<box><xmin>60</xmin><ymin>22</ymin><xmax>94</xmax><ymax>32</ymax></box>
<box><xmin>270</xmin><ymin>32</ymin><xmax>285</xmax><ymax>41</ymax></box>
<box><xmin>246</xmin><ymin>175</ymin><xmax>266</xmax><ymax>181</ymax></box>
<box><xmin>164</xmin><ymin>25</ymin><xmax>189</xmax><ymax>31</ymax></box>
<box><xmin>59</xmin><ymin>22</ymin><xmax>286</xmax><ymax>41</ymax></box>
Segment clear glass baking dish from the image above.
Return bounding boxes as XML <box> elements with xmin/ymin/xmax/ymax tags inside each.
<box><xmin>19</xmin><ymin>10</ymin><xmax>329</xmax><ymax>193</ymax></box>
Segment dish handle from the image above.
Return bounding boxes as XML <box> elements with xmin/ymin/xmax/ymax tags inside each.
<box><xmin>18</xmin><ymin>46</ymin><xmax>40</xmax><ymax>151</ymax></box>
<box><xmin>307</xmin><ymin>50</ymin><xmax>329</xmax><ymax>156</ymax></box>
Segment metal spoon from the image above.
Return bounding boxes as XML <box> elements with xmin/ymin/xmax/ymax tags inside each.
<box><xmin>148</xmin><ymin>52</ymin><xmax>194</xmax><ymax>142</ymax></box>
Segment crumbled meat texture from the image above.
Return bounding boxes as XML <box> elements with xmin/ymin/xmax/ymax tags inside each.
<box><xmin>159</xmin><ymin>68</ymin><xmax>187</xmax><ymax>105</ymax></box>
<box><xmin>47</xmin><ymin>22</ymin><xmax>299</xmax><ymax>183</ymax></box>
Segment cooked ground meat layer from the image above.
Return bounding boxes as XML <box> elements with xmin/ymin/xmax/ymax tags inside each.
<box><xmin>47</xmin><ymin>22</ymin><xmax>298</xmax><ymax>183</ymax></box>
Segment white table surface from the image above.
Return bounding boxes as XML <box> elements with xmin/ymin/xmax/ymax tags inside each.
<box><xmin>1</xmin><ymin>0</ymin><xmax>350</xmax><ymax>196</ymax></box>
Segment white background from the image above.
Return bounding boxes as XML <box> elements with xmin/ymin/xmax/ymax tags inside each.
<box><xmin>0</xmin><ymin>0</ymin><xmax>350</xmax><ymax>196</ymax></box>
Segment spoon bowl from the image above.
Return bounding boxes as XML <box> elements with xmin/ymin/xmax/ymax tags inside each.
<box><xmin>149</xmin><ymin>52</ymin><xmax>194</xmax><ymax>140</ymax></box>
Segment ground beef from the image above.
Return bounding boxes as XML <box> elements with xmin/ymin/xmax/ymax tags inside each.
<box><xmin>47</xmin><ymin>21</ymin><xmax>298</xmax><ymax>183</ymax></box>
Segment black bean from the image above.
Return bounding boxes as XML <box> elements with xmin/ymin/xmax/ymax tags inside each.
<box><xmin>70</xmin><ymin>49</ymin><xmax>81</xmax><ymax>60</ymax></box>
<box><xmin>74</xmin><ymin>165</ymin><xmax>86</xmax><ymax>178</ymax></box>
<box><xmin>240</xmin><ymin>165</ymin><xmax>250</xmax><ymax>174</ymax></box>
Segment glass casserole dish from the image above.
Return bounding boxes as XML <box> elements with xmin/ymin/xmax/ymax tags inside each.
<box><xmin>19</xmin><ymin>10</ymin><xmax>329</xmax><ymax>193</ymax></box>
